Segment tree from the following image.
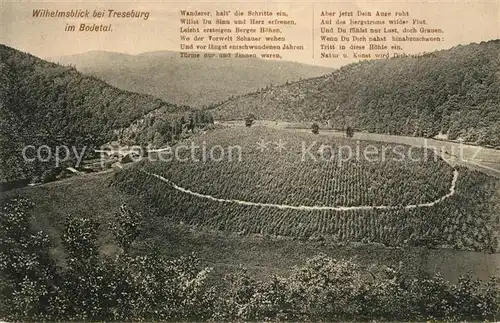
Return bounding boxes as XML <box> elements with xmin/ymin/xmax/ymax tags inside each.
<box><xmin>61</xmin><ymin>217</ymin><xmax>100</xmax><ymax>261</ymax></box>
<box><xmin>245</xmin><ymin>114</ymin><xmax>255</xmax><ymax>127</ymax></box>
<box><xmin>173</xmin><ymin>119</ymin><xmax>183</xmax><ymax>138</ymax></box>
<box><xmin>311</xmin><ymin>123</ymin><xmax>319</xmax><ymax>134</ymax></box>
<box><xmin>60</xmin><ymin>217</ymin><xmax>107</xmax><ymax>320</ymax></box>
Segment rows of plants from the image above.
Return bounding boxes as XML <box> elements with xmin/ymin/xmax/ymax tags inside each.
<box><xmin>113</xmin><ymin>163</ymin><xmax>499</xmax><ymax>252</ymax></box>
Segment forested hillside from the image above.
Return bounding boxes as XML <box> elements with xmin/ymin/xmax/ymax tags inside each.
<box><xmin>0</xmin><ymin>45</ymin><xmax>211</xmax><ymax>184</ymax></box>
<box><xmin>214</xmin><ymin>40</ymin><xmax>500</xmax><ymax>147</ymax></box>
<box><xmin>52</xmin><ymin>51</ymin><xmax>332</xmax><ymax>108</ymax></box>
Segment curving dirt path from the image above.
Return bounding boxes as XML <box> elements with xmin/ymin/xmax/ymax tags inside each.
<box><xmin>142</xmin><ymin>169</ymin><xmax>459</xmax><ymax>211</ymax></box>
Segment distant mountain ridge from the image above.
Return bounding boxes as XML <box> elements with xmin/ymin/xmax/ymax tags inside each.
<box><xmin>51</xmin><ymin>51</ymin><xmax>332</xmax><ymax>108</ymax></box>
<box><xmin>213</xmin><ymin>40</ymin><xmax>500</xmax><ymax>147</ymax></box>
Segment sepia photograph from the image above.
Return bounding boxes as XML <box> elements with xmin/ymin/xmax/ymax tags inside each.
<box><xmin>1</xmin><ymin>0</ymin><xmax>499</xmax><ymax>321</ymax></box>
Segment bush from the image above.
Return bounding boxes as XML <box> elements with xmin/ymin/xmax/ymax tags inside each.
<box><xmin>1</xmin><ymin>198</ymin><xmax>499</xmax><ymax>321</ymax></box>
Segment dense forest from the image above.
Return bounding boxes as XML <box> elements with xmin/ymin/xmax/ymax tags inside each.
<box><xmin>0</xmin><ymin>45</ymin><xmax>213</xmax><ymax>184</ymax></box>
<box><xmin>214</xmin><ymin>40</ymin><xmax>500</xmax><ymax>147</ymax></box>
<box><xmin>1</xmin><ymin>197</ymin><xmax>498</xmax><ymax>322</ymax></box>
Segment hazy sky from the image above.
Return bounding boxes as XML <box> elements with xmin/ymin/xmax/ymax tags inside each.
<box><xmin>1</xmin><ymin>0</ymin><xmax>499</xmax><ymax>67</ymax></box>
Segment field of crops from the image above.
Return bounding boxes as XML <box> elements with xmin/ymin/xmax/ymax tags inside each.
<box><xmin>113</xmin><ymin>127</ymin><xmax>500</xmax><ymax>252</ymax></box>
